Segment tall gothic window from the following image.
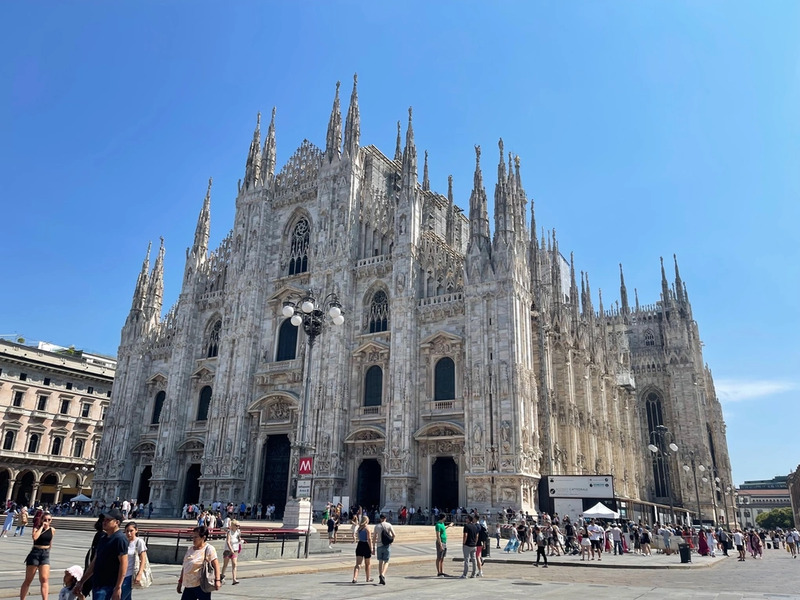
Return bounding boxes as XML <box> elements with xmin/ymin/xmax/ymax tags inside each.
<box><xmin>646</xmin><ymin>391</ymin><xmax>668</xmax><ymax>497</ymax></box>
<box><xmin>28</xmin><ymin>433</ymin><xmax>39</xmax><ymax>453</ymax></box>
<box><xmin>288</xmin><ymin>218</ymin><xmax>310</xmax><ymax>275</ymax></box>
<box><xmin>197</xmin><ymin>386</ymin><xmax>213</xmax><ymax>421</ymax></box>
<box><xmin>207</xmin><ymin>320</ymin><xmax>221</xmax><ymax>358</ymax></box>
<box><xmin>152</xmin><ymin>391</ymin><xmax>166</xmax><ymax>425</ymax></box>
<box><xmin>434</xmin><ymin>357</ymin><xmax>456</xmax><ymax>401</ymax></box>
<box><xmin>2</xmin><ymin>430</ymin><xmax>13</xmax><ymax>450</ymax></box>
<box><xmin>364</xmin><ymin>366</ymin><xmax>383</xmax><ymax>407</ymax></box>
<box><xmin>368</xmin><ymin>290</ymin><xmax>389</xmax><ymax>333</ymax></box>
<box><xmin>276</xmin><ymin>319</ymin><xmax>298</xmax><ymax>361</ymax></box>
<box><xmin>644</xmin><ymin>329</ymin><xmax>655</xmax><ymax>346</ymax></box>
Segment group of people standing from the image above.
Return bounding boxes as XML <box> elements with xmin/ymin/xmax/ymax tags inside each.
<box><xmin>2</xmin><ymin>503</ymin><xmax>29</xmax><ymax>538</ymax></box>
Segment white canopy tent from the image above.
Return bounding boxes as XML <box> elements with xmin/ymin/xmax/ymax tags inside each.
<box><xmin>70</xmin><ymin>494</ymin><xmax>92</xmax><ymax>502</ymax></box>
<box><xmin>581</xmin><ymin>501</ymin><xmax>619</xmax><ymax>520</ymax></box>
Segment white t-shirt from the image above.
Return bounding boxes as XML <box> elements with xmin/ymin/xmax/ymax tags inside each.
<box><xmin>374</xmin><ymin>521</ymin><xmax>395</xmax><ymax>547</ymax></box>
<box><xmin>588</xmin><ymin>524</ymin><xmax>604</xmax><ymax>541</ymax></box>
<box><xmin>125</xmin><ymin>537</ymin><xmax>148</xmax><ymax>577</ymax></box>
<box><xmin>733</xmin><ymin>531</ymin><xmax>743</xmax><ymax>546</ymax></box>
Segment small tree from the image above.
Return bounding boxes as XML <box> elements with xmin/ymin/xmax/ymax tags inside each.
<box><xmin>756</xmin><ymin>507</ymin><xmax>794</xmax><ymax>530</ymax></box>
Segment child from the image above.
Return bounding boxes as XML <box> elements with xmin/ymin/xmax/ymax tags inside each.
<box><xmin>59</xmin><ymin>566</ymin><xmax>83</xmax><ymax>600</ymax></box>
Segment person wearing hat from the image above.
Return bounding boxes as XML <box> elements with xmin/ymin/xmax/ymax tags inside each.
<box><xmin>59</xmin><ymin>565</ymin><xmax>84</xmax><ymax>600</ymax></box>
<box><xmin>75</xmin><ymin>509</ymin><xmax>128</xmax><ymax>600</ymax></box>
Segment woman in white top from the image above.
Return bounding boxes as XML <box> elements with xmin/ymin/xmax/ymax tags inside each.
<box><xmin>177</xmin><ymin>526</ymin><xmax>220</xmax><ymax>600</ymax></box>
<box><xmin>220</xmin><ymin>520</ymin><xmax>242</xmax><ymax>585</ymax></box>
<box><xmin>122</xmin><ymin>522</ymin><xmax>148</xmax><ymax>600</ymax></box>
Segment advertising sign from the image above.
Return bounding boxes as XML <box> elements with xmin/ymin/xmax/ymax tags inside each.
<box><xmin>547</xmin><ymin>475</ymin><xmax>614</xmax><ymax>499</ymax></box>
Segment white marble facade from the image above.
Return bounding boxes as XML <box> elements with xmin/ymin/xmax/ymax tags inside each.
<box><xmin>92</xmin><ymin>77</ymin><xmax>732</xmax><ymax>519</ymax></box>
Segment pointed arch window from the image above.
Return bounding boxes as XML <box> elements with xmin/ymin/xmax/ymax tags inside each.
<box><xmin>434</xmin><ymin>357</ymin><xmax>456</xmax><ymax>401</ymax></box>
<box><xmin>646</xmin><ymin>391</ymin><xmax>668</xmax><ymax>497</ymax></box>
<box><xmin>2</xmin><ymin>430</ymin><xmax>14</xmax><ymax>450</ymax></box>
<box><xmin>364</xmin><ymin>366</ymin><xmax>383</xmax><ymax>407</ymax></box>
<box><xmin>276</xmin><ymin>319</ymin><xmax>298</xmax><ymax>361</ymax></box>
<box><xmin>28</xmin><ymin>433</ymin><xmax>40</xmax><ymax>453</ymax></box>
<box><xmin>644</xmin><ymin>329</ymin><xmax>655</xmax><ymax>346</ymax></box>
<box><xmin>288</xmin><ymin>218</ymin><xmax>310</xmax><ymax>275</ymax></box>
<box><xmin>368</xmin><ymin>290</ymin><xmax>389</xmax><ymax>333</ymax></box>
<box><xmin>152</xmin><ymin>391</ymin><xmax>166</xmax><ymax>425</ymax></box>
<box><xmin>206</xmin><ymin>320</ymin><xmax>221</xmax><ymax>358</ymax></box>
<box><xmin>197</xmin><ymin>386</ymin><xmax>212</xmax><ymax>421</ymax></box>
<box><xmin>52</xmin><ymin>436</ymin><xmax>63</xmax><ymax>456</ymax></box>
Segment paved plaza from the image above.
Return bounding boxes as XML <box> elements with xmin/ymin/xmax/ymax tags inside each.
<box><xmin>1</xmin><ymin>526</ymin><xmax>798</xmax><ymax>599</ymax></box>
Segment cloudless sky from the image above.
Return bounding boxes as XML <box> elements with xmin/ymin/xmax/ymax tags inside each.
<box><xmin>1</xmin><ymin>1</ymin><xmax>798</xmax><ymax>485</ymax></box>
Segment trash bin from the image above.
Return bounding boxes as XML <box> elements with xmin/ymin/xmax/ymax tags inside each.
<box><xmin>678</xmin><ymin>542</ymin><xmax>691</xmax><ymax>564</ymax></box>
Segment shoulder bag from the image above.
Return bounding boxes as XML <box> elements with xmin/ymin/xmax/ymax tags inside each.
<box><xmin>133</xmin><ymin>539</ymin><xmax>153</xmax><ymax>588</ymax></box>
<box><xmin>200</xmin><ymin>544</ymin><xmax>216</xmax><ymax>593</ymax></box>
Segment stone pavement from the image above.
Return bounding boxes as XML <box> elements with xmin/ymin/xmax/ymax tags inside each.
<box><xmin>2</xmin><ymin>526</ymin><xmax>798</xmax><ymax>599</ymax></box>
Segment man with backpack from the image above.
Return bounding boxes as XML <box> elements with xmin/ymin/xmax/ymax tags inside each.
<box><xmin>373</xmin><ymin>514</ymin><xmax>395</xmax><ymax>585</ymax></box>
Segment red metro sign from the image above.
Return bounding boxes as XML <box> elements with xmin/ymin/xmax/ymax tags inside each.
<box><xmin>298</xmin><ymin>456</ymin><xmax>313</xmax><ymax>476</ymax></box>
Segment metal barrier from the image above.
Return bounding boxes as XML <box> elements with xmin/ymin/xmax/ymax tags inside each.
<box><xmin>142</xmin><ymin>528</ymin><xmax>304</xmax><ymax>562</ymax></box>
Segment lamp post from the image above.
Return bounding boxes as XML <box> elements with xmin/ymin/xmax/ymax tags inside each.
<box><xmin>281</xmin><ymin>289</ymin><xmax>344</xmax><ymax>558</ymax></box>
<box><xmin>648</xmin><ymin>424</ymin><xmax>679</xmax><ymax>524</ymax></box>
<box><xmin>682</xmin><ymin>451</ymin><xmax>705</xmax><ymax>527</ymax></box>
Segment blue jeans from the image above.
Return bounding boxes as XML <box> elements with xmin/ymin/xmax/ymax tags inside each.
<box><xmin>121</xmin><ymin>576</ymin><xmax>132</xmax><ymax>600</ymax></box>
<box><xmin>92</xmin><ymin>586</ymin><xmax>116</xmax><ymax>600</ymax></box>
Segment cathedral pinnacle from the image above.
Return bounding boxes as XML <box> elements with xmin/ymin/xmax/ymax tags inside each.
<box><xmin>394</xmin><ymin>121</ymin><xmax>402</xmax><ymax>162</ymax></box>
<box><xmin>422</xmin><ymin>150</ymin><xmax>430</xmax><ymax>191</ymax></box>
<box><xmin>145</xmin><ymin>238</ymin><xmax>165</xmax><ymax>321</ymax></box>
<box><xmin>660</xmin><ymin>256</ymin><xmax>671</xmax><ymax>307</ymax></box>
<box><xmin>261</xmin><ymin>107</ymin><xmax>277</xmax><ymax>181</ymax></box>
<box><xmin>673</xmin><ymin>254</ymin><xmax>685</xmax><ymax>303</ymax></box>
<box><xmin>131</xmin><ymin>241</ymin><xmax>151</xmax><ymax>311</ymax></box>
<box><xmin>243</xmin><ymin>112</ymin><xmax>262</xmax><ymax>189</ymax></box>
<box><xmin>401</xmin><ymin>107</ymin><xmax>417</xmax><ymax>186</ymax></box>
<box><xmin>344</xmin><ymin>73</ymin><xmax>360</xmax><ymax>157</ymax></box>
<box><xmin>325</xmin><ymin>81</ymin><xmax>343</xmax><ymax>163</ymax></box>
<box><xmin>191</xmin><ymin>178</ymin><xmax>212</xmax><ymax>261</ymax></box>
<box><xmin>467</xmin><ymin>144</ymin><xmax>490</xmax><ymax>251</ymax></box>
<box><xmin>619</xmin><ymin>263</ymin><xmax>630</xmax><ymax>315</ymax></box>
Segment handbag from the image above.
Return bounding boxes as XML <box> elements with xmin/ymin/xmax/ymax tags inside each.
<box><xmin>200</xmin><ymin>544</ymin><xmax>216</xmax><ymax>593</ymax></box>
<box><xmin>133</xmin><ymin>539</ymin><xmax>153</xmax><ymax>588</ymax></box>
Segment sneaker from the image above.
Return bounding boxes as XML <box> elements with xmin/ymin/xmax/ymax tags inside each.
<box><xmin>459</xmin><ymin>575</ymin><xmax>467</xmax><ymax>579</ymax></box>
<box><xmin>469</xmin><ymin>574</ymin><xmax>476</xmax><ymax>578</ymax></box>
<box><xmin>476</xmin><ymin>572</ymin><xmax>483</xmax><ymax>577</ymax></box>
<box><xmin>542</xmin><ymin>565</ymin><xmax>548</xmax><ymax>568</ymax></box>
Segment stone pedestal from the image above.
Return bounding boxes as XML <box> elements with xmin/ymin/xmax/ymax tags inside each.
<box><xmin>282</xmin><ymin>498</ymin><xmax>317</xmax><ymax>533</ymax></box>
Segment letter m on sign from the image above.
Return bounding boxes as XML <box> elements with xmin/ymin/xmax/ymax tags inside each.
<box><xmin>298</xmin><ymin>457</ymin><xmax>313</xmax><ymax>476</ymax></box>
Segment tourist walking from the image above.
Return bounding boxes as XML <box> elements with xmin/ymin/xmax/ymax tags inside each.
<box><xmin>733</xmin><ymin>528</ymin><xmax>746</xmax><ymax>561</ymax></box>
<box><xmin>587</xmin><ymin>519</ymin><xmax>604</xmax><ymax>561</ymax></box>
<box><xmin>74</xmin><ymin>508</ymin><xmax>128</xmax><ymax>600</ymax></box>
<box><xmin>1</xmin><ymin>504</ymin><xmax>14</xmax><ymax>537</ymax></box>
<box><xmin>19</xmin><ymin>510</ymin><xmax>55</xmax><ymax>600</ymax></box>
<box><xmin>15</xmin><ymin>506</ymin><xmax>29</xmax><ymax>537</ymax></box>
<box><xmin>122</xmin><ymin>522</ymin><xmax>148</xmax><ymax>600</ymax></box>
<box><xmin>351</xmin><ymin>516</ymin><xmax>373</xmax><ymax>583</ymax></box>
<box><xmin>372</xmin><ymin>514</ymin><xmax>395</xmax><ymax>585</ymax></box>
<box><xmin>640</xmin><ymin>526</ymin><xmax>652</xmax><ymax>556</ymax></box>
<box><xmin>533</xmin><ymin>526</ymin><xmax>548</xmax><ymax>567</ymax></box>
<box><xmin>175</xmin><ymin>526</ymin><xmax>220</xmax><ymax>600</ymax></box>
<box><xmin>220</xmin><ymin>520</ymin><xmax>242</xmax><ymax>585</ymax></box>
<box><xmin>460</xmin><ymin>515</ymin><xmax>480</xmax><ymax>578</ymax></box>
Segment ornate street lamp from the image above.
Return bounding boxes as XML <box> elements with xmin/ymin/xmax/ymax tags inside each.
<box><xmin>648</xmin><ymin>424</ymin><xmax>679</xmax><ymax>524</ymax></box>
<box><xmin>280</xmin><ymin>289</ymin><xmax>344</xmax><ymax>558</ymax></box>
<box><xmin>682</xmin><ymin>451</ymin><xmax>706</xmax><ymax>527</ymax></box>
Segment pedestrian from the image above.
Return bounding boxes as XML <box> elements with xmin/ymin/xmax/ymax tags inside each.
<box><xmin>611</xmin><ymin>522</ymin><xmax>623</xmax><ymax>555</ymax></box>
<box><xmin>20</xmin><ymin>510</ymin><xmax>56</xmax><ymax>600</ymax></box>
<box><xmin>74</xmin><ymin>509</ymin><xmax>128</xmax><ymax>600</ymax></box>
<box><xmin>176</xmin><ymin>526</ymin><xmax>221</xmax><ymax>600</ymax></box>
<box><xmin>640</xmin><ymin>526</ymin><xmax>652</xmax><ymax>556</ymax></box>
<box><xmin>579</xmin><ymin>526</ymin><xmax>591</xmax><ymax>560</ymax></box>
<box><xmin>587</xmin><ymin>519</ymin><xmax>604</xmax><ymax>561</ymax></box>
<box><xmin>372</xmin><ymin>514</ymin><xmax>395</xmax><ymax>585</ymax></box>
<box><xmin>733</xmin><ymin>528</ymin><xmax>746</xmax><ymax>561</ymax></box>
<box><xmin>1</xmin><ymin>503</ymin><xmax>14</xmax><ymax>537</ymax></box>
<box><xmin>220</xmin><ymin>520</ymin><xmax>242</xmax><ymax>585</ymax></box>
<box><xmin>351</xmin><ymin>516</ymin><xmax>373</xmax><ymax>583</ymax></box>
<box><xmin>122</xmin><ymin>522</ymin><xmax>148</xmax><ymax>600</ymax></box>
<box><xmin>434</xmin><ymin>513</ymin><xmax>448</xmax><ymax>576</ymax></box>
<box><xmin>15</xmin><ymin>506</ymin><xmax>29</xmax><ymax>537</ymax></box>
<box><xmin>58</xmin><ymin>566</ymin><xmax>83</xmax><ymax>600</ymax></box>
<box><xmin>326</xmin><ymin>512</ymin><xmax>337</xmax><ymax>549</ymax></box>
<box><xmin>533</xmin><ymin>526</ymin><xmax>548</xmax><ymax>567</ymax></box>
<box><xmin>460</xmin><ymin>514</ymin><xmax>480</xmax><ymax>578</ymax></box>
<box><xmin>147</xmin><ymin>503</ymin><xmax>153</xmax><ymax>519</ymax></box>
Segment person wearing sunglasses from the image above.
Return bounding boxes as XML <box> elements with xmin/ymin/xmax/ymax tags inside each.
<box><xmin>20</xmin><ymin>510</ymin><xmax>55</xmax><ymax>600</ymax></box>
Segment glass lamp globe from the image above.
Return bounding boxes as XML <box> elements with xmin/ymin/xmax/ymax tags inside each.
<box><xmin>698</xmin><ymin>465</ymin><xmax>705</xmax><ymax>472</ymax></box>
<box><xmin>669</xmin><ymin>443</ymin><xmax>679</xmax><ymax>452</ymax></box>
<box><xmin>282</xmin><ymin>305</ymin><xmax>295</xmax><ymax>318</ymax></box>
<box><xmin>329</xmin><ymin>305</ymin><xmax>341</xmax><ymax>318</ymax></box>
<box><xmin>683</xmin><ymin>465</ymin><xmax>690</xmax><ymax>472</ymax></box>
<box><xmin>648</xmin><ymin>444</ymin><xmax>658</xmax><ymax>453</ymax></box>
<box><xmin>291</xmin><ymin>314</ymin><xmax>303</xmax><ymax>326</ymax></box>
<box><xmin>301</xmin><ymin>300</ymin><xmax>314</xmax><ymax>313</ymax></box>
<box><xmin>332</xmin><ymin>314</ymin><xmax>344</xmax><ymax>326</ymax></box>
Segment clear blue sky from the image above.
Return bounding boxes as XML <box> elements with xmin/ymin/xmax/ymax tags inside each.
<box><xmin>1</xmin><ymin>1</ymin><xmax>797</xmax><ymax>485</ymax></box>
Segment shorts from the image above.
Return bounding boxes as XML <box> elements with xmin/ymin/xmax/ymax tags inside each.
<box><xmin>223</xmin><ymin>549</ymin><xmax>236</xmax><ymax>558</ymax></box>
<box><xmin>736</xmin><ymin>544</ymin><xmax>744</xmax><ymax>552</ymax></box>
<box><xmin>376</xmin><ymin>545</ymin><xmax>390</xmax><ymax>561</ymax></box>
<box><xmin>25</xmin><ymin>547</ymin><xmax>50</xmax><ymax>566</ymax></box>
<box><xmin>355</xmin><ymin>540</ymin><xmax>372</xmax><ymax>558</ymax></box>
<box><xmin>328</xmin><ymin>530</ymin><xmax>335</xmax><ymax>540</ymax></box>
<box><xmin>437</xmin><ymin>543</ymin><xmax>447</xmax><ymax>559</ymax></box>
<box><xmin>590</xmin><ymin>539</ymin><xmax>602</xmax><ymax>551</ymax></box>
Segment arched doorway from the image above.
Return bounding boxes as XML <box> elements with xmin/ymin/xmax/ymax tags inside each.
<box><xmin>356</xmin><ymin>459</ymin><xmax>381</xmax><ymax>511</ymax></box>
<box><xmin>14</xmin><ymin>471</ymin><xmax>34</xmax><ymax>506</ymax></box>
<box><xmin>183</xmin><ymin>464</ymin><xmax>201</xmax><ymax>505</ymax></box>
<box><xmin>431</xmin><ymin>457</ymin><xmax>459</xmax><ymax>512</ymax></box>
<box><xmin>39</xmin><ymin>474</ymin><xmax>58</xmax><ymax>504</ymax></box>
<box><xmin>0</xmin><ymin>470</ymin><xmax>10</xmax><ymax>504</ymax></box>
<box><xmin>260</xmin><ymin>435</ymin><xmax>290</xmax><ymax>519</ymax></box>
<box><xmin>137</xmin><ymin>466</ymin><xmax>152</xmax><ymax>504</ymax></box>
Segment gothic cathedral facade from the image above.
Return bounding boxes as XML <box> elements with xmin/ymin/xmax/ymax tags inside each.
<box><xmin>93</xmin><ymin>77</ymin><xmax>732</xmax><ymax>520</ymax></box>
